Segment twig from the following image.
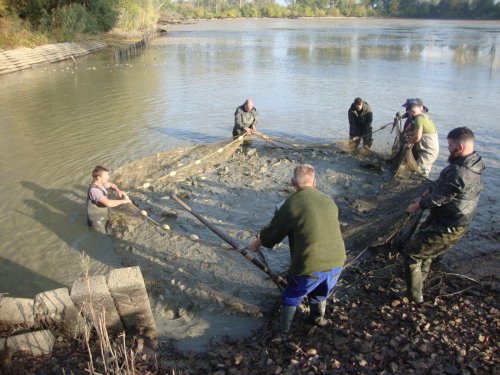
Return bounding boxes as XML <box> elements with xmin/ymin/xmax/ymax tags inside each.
<box><xmin>435</xmin><ymin>285</ymin><xmax>478</xmax><ymax>299</ymax></box>
<box><xmin>438</xmin><ymin>271</ymin><xmax>482</xmax><ymax>284</ymax></box>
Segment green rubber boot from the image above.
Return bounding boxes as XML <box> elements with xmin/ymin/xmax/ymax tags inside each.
<box><xmin>279</xmin><ymin>305</ymin><xmax>297</xmax><ymax>344</ymax></box>
<box><xmin>308</xmin><ymin>300</ymin><xmax>329</xmax><ymax>326</ymax></box>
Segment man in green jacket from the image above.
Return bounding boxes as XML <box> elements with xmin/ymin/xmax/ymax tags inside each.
<box><xmin>248</xmin><ymin>164</ymin><xmax>346</xmax><ymax>343</ymax></box>
<box><xmin>402</xmin><ymin>98</ymin><xmax>439</xmax><ymax>177</ymax></box>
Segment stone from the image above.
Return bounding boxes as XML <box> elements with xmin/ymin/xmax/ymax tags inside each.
<box><xmin>34</xmin><ymin>288</ymin><xmax>86</xmax><ymax>336</ymax></box>
<box><xmin>107</xmin><ymin>267</ymin><xmax>157</xmax><ymax>340</ymax></box>
<box><xmin>71</xmin><ymin>275</ymin><xmax>123</xmax><ymax>334</ymax></box>
<box><xmin>0</xmin><ymin>297</ymin><xmax>35</xmax><ymax>328</ymax></box>
<box><xmin>4</xmin><ymin>330</ymin><xmax>55</xmax><ymax>356</ymax></box>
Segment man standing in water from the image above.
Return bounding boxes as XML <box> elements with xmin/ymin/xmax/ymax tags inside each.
<box><xmin>404</xmin><ymin>127</ymin><xmax>484</xmax><ymax>303</ymax></box>
<box><xmin>348</xmin><ymin>97</ymin><xmax>373</xmax><ymax>151</ymax></box>
<box><xmin>402</xmin><ymin>98</ymin><xmax>439</xmax><ymax>177</ymax></box>
<box><xmin>248</xmin><ymin>164</ymin><xmax>346</xmax><ymax>343</ymax></box>
<box><xmin>233</xmin><ymin>98</ymin><xmax>258</xmax><ymax>136</ymax></box>
<box><xmin>87</xmin><ymin>166</ymin><xmax>131</xmax><ymax>232</ymax></box>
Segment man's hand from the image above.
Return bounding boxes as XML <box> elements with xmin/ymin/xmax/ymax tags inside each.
<box><xmin>117</xmin><ymin>189</ymin><xmax>128</xmax><ymax>198</ymax></box>
<box><xmin>122</xmin><ymin>193</ymin><xmax>132</xmax><ymax>204</ymax></box>
<box><xmin>248</xmin><ymin>237</ymin><xmax>261</xmax><ymax>251</ymax></box>
<box><xmin>407</xmin><ymin>197</ymin><xmax>422</xmax><ymax>214</ymax></box>
<box><xmin>244</xmin><ymin>127</ymin><xmax>254</xmax><ymax>134</ymax></box>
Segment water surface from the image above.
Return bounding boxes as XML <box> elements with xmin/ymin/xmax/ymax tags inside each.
<box><xmin>0</xmin><ymin>17</ymin><xmax>499</xmax><ymax>342</ymax></box>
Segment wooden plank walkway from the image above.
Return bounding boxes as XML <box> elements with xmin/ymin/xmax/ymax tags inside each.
<box><xmin>0</xmin><ymin>41</ymin><xmax>107</xmax><ymax>75</ymax></box>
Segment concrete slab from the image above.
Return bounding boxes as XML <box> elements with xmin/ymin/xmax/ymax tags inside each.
<box><xmin>107</xmin><ymin>267</ymin><xmax>157</xmax><ymax>339</ymax></box>
<box><xmin>0</xmin><ymin>297</ymin><xmax>35</xmax><ymax>328</ymax></box>
<box><xmin>71</xmin><ymin>275</ymin><xmax>123</xmax><ymax>334</ymax></box>
<box><xmin>5</xmin><ymin>330</ymin><xmax>55</xmax><ymax>356</ymax></box>
<box><xmin>34</xmin><ymin>288</ymin><xmax>87</xmax><ymax>336</ymax></box>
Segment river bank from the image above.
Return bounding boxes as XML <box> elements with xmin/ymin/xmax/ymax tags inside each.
<box><xmin>0</xmin><ymin>28</ymin><xmax>169</xmax><ymax>75</ymax></box>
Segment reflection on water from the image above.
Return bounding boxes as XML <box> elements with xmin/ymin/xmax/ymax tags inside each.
<box><xmin>0</xmin><ymin>18</ymin><xmax>499</xmax><ymax>334</ymax></box>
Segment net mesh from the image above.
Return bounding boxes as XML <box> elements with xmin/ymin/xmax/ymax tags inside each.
<box><xmin>110</xmin><ymin>118</ymin><xmax>427</xmax><ymax>315</ymax></box>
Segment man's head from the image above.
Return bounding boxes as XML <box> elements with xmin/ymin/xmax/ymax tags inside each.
<box><xmin>244</xmin><ymin>98</ymin><xmax>254</xmax><ymax>112</ymax></box>
<box><xmin>292</xmin><ymin>164</ymin><xmax>316</xmax><ymax>189</ymax></box>
<box><xmin>92</xmin><ymin>166</ymin><xmax>110</xmax><ymax>183</ymax></box>
<box><xmin>354</xmin><ymin>97</ymin><xmax>363</xmax><ymax>111</ymax></box>
<box><xmin>403</xmin><ymin>98</ymin><xmax>424</xmax><ymax>116</ymax></box>
<box><xmin>447</xmin><ymin>127</ymin><xmax>475</xmax><ymax>160</ymax></box>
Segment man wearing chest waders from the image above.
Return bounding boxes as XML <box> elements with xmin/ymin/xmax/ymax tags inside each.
<box><xmin>248</xmin><ymin>164</ymin><xmax>346</xmax><ymax>344</ymax></box>
<box><xmin>404</xmin><ymin>127</ymin><xmax>484</xmax><ymax>303</ymax></box>
<box><xmin>87</xmin><ymin>166</ymin><xmax>131</xmax><ymax>233</ymax></box>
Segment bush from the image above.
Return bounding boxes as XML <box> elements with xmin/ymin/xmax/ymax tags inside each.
<box><xmin>78</xmin><ymin>0</ymin><xmax>118</xmax><ymax>32</ymax></box>
<box><xmin>42</xmin><ymin>3</ymin><xmax>98</xmax><ymax>36</ymax></box>
<box><xmin>117</xmin><ymin>0</ymin><xmax>158</xmax><ymax>30</ymax></box>
<box><xmin>241</xmin><ymin>4</ymin><xmax>260</xmax><ymax>17</ymax></box>
<box><xmin>0</xmin><ymin>0</ymin><xmax>7</xmax><ymax>17</ymax></box>
<box><xmin>225</xmin><ymin>8</ymin><xmax>240</xmax><ymax>18</ymax></box>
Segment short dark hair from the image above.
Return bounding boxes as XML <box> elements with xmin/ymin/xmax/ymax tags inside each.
<box><xmin>447</xmin><ymin>127</ymin><xmax>475</xmax><ymax>143</ymax></box>
<box><xmin>354</xmin><ymin>97</ymin><xmax>363</xmax><ymax>105</ymax></box>
<box><xmin>92</xmin><ymin>166</ymin><xmax>109</xmax><ymax>179</ymax></box>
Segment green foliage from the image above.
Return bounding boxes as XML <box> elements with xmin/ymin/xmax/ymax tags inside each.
<box><xmin>41</xmin><ymin>3</ymin><xmax>98</xmax><ymax>37</ymax></box>
<box><xmin>241</xmin><ymin>3</ymin><xmax>260</xmax><ymax>17</ymax></box>
<box><xmin>117</xmin><ymin>0</ymin><xmax>159</xmax><ymax>30</ymax></box>
<box><xmin>225</xmin><ymin>8</ymin><xmax>241</xmax><ymax>18</ymax></box>
<box><xmin>77</xmin><ymin>0</ymin><xmax>118</xmax><ymax>31</ymax></box>
<box><xmin>2</xmin><ymin>0</ymin><xmax>500</xmax><ymax>48</ymax></box>
<box><xmin>261</xmin><ymin>4</ymin><xmax>287</xmax><ymax>17</ymax></box>
<box><xmin>0</xmin><ymin>0</ymin><xmax>8</xmax><ymax>17</ymax></box>
<box><xmin>6</xmin><ymin>0</ymin><xmax>58</xmax><ymax>27</ymax></box>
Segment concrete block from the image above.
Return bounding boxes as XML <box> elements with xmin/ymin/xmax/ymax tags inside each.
<box><xmin>34</xmin><ymin>288</ymin><xmax>87</xmax><ymax>336</ymax></box>
<box><xmin>5</xmin><ymin>330</ymin><xmax>55</xmax><ymax>356</ymax></box>
<box><xmin>71</xmin><ymin>275</ymin><xmax>123</xmax><ymax>334</ymax></box>
<box><xmin>0</xmin><ymin>297</ymin><xmax>35</xmax><ymax>328</ymax></box>
<box><xmin>107</xmin><ymin>267</ymin><xmax>157</xmax><ymax>339</ymax></box>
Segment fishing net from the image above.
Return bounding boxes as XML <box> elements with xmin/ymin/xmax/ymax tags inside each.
<box><xmin>107</xmin><ymin>115</ymin><xmax>429</xmax><ymax>340</ymax></box>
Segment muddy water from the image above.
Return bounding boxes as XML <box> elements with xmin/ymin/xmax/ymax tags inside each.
<box><xmin>0</xmin><ymin>18</ymin><xmax>499</xmax><ymax>349</ymax></box>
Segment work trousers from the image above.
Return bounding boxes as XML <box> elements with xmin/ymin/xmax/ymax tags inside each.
<box><xmin>403</xmin><ymin>223</ymin><xmax>467</xmax><ymax>301</ymax></box>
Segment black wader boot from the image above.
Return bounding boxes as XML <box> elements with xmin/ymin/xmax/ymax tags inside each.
<box><xmin>279</xmin><ymin>305</ymin><xmax>296</xmax><ymax>343</ymax></box>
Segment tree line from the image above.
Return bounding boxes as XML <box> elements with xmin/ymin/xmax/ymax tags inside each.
<box><xmin>1</xmin><ymin>0</ymin><xmax>499</xmax><ymax>46</ymax></box>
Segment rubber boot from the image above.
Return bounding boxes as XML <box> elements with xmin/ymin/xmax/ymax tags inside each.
<box><xmin>308</xmin><ymin>300</ymin><xmax>329</xmax><ymax>326</ymax></box>
<box><xmin>405</xmin><ymin>260</ymin><xmax>424</xmax><ymax>304</ymax></box>
<box><xmin>279</xmin><ymin>305</ymin><xmax>296</xmax><ymax>344</ymax></box>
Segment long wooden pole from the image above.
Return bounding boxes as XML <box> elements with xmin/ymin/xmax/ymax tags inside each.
<box><xmin>172</xmin><ymin>195</ymin><xmax>287</xmax><ymax>290</ymax></box>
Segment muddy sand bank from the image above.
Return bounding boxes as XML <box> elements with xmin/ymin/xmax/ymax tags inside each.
<box><xmin>2</xmin><ymin>136</ymin><xmax>498</xmax><ymax>374</ymax></box>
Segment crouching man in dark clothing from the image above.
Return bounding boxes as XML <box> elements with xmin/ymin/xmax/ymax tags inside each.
<box><xmin>248</xmin><ymin>164</ymin><xmax>346</xmax><ymax>343</ymax></box>
<box><xmin>404</xmin><ymin>127</ymin><xmax>485</xmax><ymax>303</ymax></box>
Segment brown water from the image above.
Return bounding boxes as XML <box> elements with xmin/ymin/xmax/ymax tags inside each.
<box><xmin>1</xmin><ymin>18</ymin><xmax>499</xmax><ymax>349</ymax></box>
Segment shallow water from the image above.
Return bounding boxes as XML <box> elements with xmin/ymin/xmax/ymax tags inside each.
<box><xmin>1</xmin><ymin>18</ymin><xmax>499</xmax><ymax>348</ymax></box>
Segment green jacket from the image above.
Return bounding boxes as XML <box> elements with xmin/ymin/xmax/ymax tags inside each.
<box><xmin>260</xmin><ymin>187</ymin><xmax>346</xmax><ymax>276</ymax></box>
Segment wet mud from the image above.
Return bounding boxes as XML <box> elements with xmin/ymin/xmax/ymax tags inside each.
<box><xmin>107</xmin><ymin>134</ymin><xmax>434</xmax><ymax>350</ymax></box>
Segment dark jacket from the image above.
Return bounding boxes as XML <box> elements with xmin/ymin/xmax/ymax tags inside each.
<box><xmin>421</xmin><ymin>152</ymin><xmax>485</xmax><ymax>227</ymax></box>
<box><xmin>259</xmin><ymin>187</ymin><xmax>346</xmax><ymax>276</ymax></box>
<box><xmin>348</xmin><ymin>102</ymin><xmax>373</xmax><ymax>137</ymax></box>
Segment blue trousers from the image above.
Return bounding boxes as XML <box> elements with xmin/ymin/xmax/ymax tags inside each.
<box><xmin>282</xmin><ymin>267</ymin><xmax>343</xmax><ymax>306</ymax></box>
